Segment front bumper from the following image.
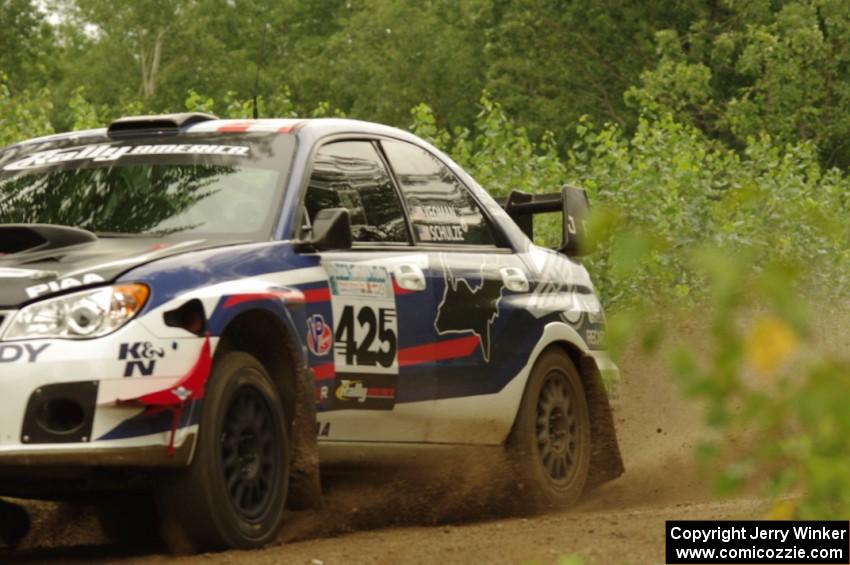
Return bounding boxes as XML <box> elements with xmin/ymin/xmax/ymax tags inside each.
<box><xmin>0</xmin><ymin>435</ymin><xmax>195</xmax><ymax>467</ymax></box>
<box><xmin>0</xmin><ymin>315</ymin><xmax>207</xmax><ymax>468</ymax></box>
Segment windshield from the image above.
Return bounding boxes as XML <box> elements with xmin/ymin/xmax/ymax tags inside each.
<box><xmin>0</xmin><ymin>133</ymin><xmax>295</xmax><ymax>238</ymax></box>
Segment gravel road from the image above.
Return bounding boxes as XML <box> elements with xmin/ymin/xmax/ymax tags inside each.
<box><xmin>3</xmin><ymin>328</ymin><xmax>768</xmax><ymax>564</ymax></box>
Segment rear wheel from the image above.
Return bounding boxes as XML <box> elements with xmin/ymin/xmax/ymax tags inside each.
<box><xmin>155</xmin><ymin>352</ymin><xmax>289</xmax><ymax>552</ymax></box>
<box><xmin>508</xmin><ymin>348</ymin><xmax>591</xmax><ymax>510</ymax></box>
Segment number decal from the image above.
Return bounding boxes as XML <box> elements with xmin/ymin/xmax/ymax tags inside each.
<box><xmin>326</xmin><ymin>261</ymin><xmax>399</xmax><ymax>375</ymax></box>
<box><xmin>334</xmin><ymin>305</ymin><xmax>397</xmax><ymax>370</ymax></box>
<box><xmin>336</xmin><ymin>304</ymin><xmax>356</xmax><ymax>366</ymax></box>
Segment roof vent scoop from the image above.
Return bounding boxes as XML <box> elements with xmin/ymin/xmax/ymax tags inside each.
<box><xmin>107</xmin><ymin>113</ymin><xmax>219</xmax><ymax>138</ymax></box>
<box><xmin>0</xmin><ymin>224</ymin><xmax>97</xmax><ymax>255</ymax></box>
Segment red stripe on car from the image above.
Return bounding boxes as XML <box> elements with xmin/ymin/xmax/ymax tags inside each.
<box><xmin>217</xmin><ymin>121</ymin><xmax>253</xmax><ymax>133</ymax></box>
<box><xmin>222</xmin><ymin>290</ymin><xmax>306</xmax><ymax>309</ymax></box>
<box><xmin>303</xmin><ymin>287</ymin><xmax>331</xmax><ymax>303</ymax></box>
<box><xmin>392</xmin><ymin>279</ymin><xmax>414</xmax><ymax>295</ymax></box>
<box><xmin>313</xmin><ymin>363</ymin><xmax>336</xmax><ymax>381</ymax></box>
<box><xmin>398</xmin><ymin>335</ymin><xmax>480</xmax><ymax>367</ymax></box>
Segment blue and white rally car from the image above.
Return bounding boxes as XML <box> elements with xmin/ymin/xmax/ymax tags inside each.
<box><xmin>0</xmin><ymin>113</ymin><xmax>623</xmax><ymax>551</ymax></box>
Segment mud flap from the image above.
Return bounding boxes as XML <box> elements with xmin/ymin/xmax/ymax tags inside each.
<box><xmin>286</xmin><ymin>365</ymin><xmax>323</xmax><ymax>511</ymax></box>
<box><xmin>0</xmin><ymin>498</ymin><xmax>30</xmax><ymax>549</ymax></box>
<box><xmin>581</xmin><ymin>357</ymin><xmax>625</xmax><ymax>489</ymax></box>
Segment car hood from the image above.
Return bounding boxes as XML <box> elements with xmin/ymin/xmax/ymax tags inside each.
<box><xmin>0</xmin><ymin>235</ymin><xmax>248</xmax><ymax>308</ymax></box>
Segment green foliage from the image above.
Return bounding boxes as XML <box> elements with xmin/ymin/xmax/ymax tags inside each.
<box><xmin>0</xmin><ymin>0</ymin><xmax>59</xmax><ymax>91</ymax></box>
<box><xmin>631</xmin><ymin>0</ymin><xmax>850</xmax><ymax>167</ymax></box>
<box><xmin>567</xmin><ymin>115</ymin><xmax>850</xmax><ymax>307</ymax></box>
<box><xmin>0</xmin><ymin>76</ymin><xmax>54</xmax><ymax>146</ymax></box>
<box><xmin>411</xmin><ymin>93</ymin><xmax>566</xmax><ymax>198</ymax></box>
<box><xmin>3</xmin><ymin>0</ymin><xmax>850</xmax><ymax>520</ymax></box>
<box><xmin>412</xmin><ymin>95</ymin><xmax>850</xmax><ymax>308</ymax></box>
<box><xmin>484</xmin><ymin>0</ymin><xmax>708</xmax><ymax>141</ymax></box>
<box><xmin>653</xmin><ymin>253</ymin><xmax>850</xmax><ymax>519</ymax></box>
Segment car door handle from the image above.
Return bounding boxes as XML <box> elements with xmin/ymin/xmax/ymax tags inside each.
<box><xmin>394</xmin><ymin>264</ymin><xmax>427</xmax><ymax>292</ymax></box>
<box><xmin>500</xmin><ymin>267</ymin><xmax>529</xmax><ymax>293</ymax></box>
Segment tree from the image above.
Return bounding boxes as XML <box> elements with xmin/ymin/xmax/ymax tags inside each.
<box><xmin>483</xmin><ymin>0</ymin><xmax>707</xmax><ymax>141</ymax></box>
<box><xmin>0</xmin><ymin>0</ymin><xmax>59</xmax><ymax>91</ymax></box>
<box><xmin>629</xmin><ymin>0</ymin><xmax>850</xmax><ymax>167</ymax></box>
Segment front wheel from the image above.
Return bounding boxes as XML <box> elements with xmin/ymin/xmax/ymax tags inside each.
<box><xmin>507</xmin><ymin>349</ymin><xmax>591</xmax><ymax>510</ymax></box>
<box><xmin>155</xmin><ymin>352</ymin><xmax>289</xmax><ymax>552</ymax></box>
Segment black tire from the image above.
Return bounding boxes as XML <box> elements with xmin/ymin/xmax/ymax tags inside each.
<box><xmin>508</xmin><ymin>348</ymin><xmax>591</xmax><ymax>510</ymax></box>
<box><xmin>155</xmin><ymin>352</ymin><xmax>289</xmax><ymax>552</ymax></box>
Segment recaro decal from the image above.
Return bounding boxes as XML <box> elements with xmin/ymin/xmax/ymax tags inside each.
<box><xmin>0</xmin><ymin>343</ymin><xmax>50</xmax><ymax>363</ymax></box>
<box><xmin>26</xmin><ymin>274</ymin><xmax>105</xmax><ymax>299</ymax></box>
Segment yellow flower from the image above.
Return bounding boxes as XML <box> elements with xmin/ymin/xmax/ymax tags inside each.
<box><xmin>767</xmin><ymin>498</ymin><xmax>796</xmax><ymax>520</ymax></box>
<box><xmin>745</xmin><ymin>316</ymin><xmax>798</xmax><ymax>377</ymax></box>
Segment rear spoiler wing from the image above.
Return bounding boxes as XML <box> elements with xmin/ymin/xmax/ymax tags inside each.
<box><xmin>496</xmin><ymin>186</ymin><xmax>590</xmax><ymax>257</ymax></box>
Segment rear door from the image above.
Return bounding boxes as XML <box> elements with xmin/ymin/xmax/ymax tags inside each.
<box><xmin>380</xmin><ymin>140</ymin><xmax>538</xmax><ymax>444</ymax></box>
<box><xmin>299</xmin><ymin>140</ymin><xmax>436</xmax><ymax>443</ymax></box>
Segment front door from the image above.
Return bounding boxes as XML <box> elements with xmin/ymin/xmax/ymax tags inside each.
<box><xmin>299</xmin><ymin>140</ymin><xmax>435</xmax><ymax>443</ymax></box>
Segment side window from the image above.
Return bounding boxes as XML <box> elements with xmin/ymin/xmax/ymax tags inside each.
<box><xmin>382</xmin><ymin>140</ymin><xmax>496</xmax><ymax>246</ymax></box>
<box><xmin>305</xmin><ymin>141</ymin><xmax>410</xmax><ymax>244</ymax></box>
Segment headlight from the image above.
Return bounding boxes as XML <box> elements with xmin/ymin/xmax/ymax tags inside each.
<box><xmin>3</xmin><ymin>284</ymin><xmax>149</xmax><ymax>340</ymax></box>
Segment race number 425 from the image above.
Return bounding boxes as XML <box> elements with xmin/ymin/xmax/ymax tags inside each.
<box><xmin>334</xmin><ymin>305</ymin><xmax>397</xmax><ymax>370</ymax></box>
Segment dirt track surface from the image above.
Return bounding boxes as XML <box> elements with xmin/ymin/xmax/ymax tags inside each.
<box><xmin>3</xmin><ymin>333</ymin><xmax>769</xmax><ymax>564</ymax></box>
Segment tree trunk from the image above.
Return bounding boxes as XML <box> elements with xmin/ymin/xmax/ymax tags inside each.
<box><xmin>139</xmin><ymin>29</ymin><xmax>165</xmax><ymax>100</ymax></box>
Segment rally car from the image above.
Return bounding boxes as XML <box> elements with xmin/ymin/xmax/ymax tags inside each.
<box><xmin>0</xmin><ymin>113</ymin><xmax>623</xmax><ymax>551</ymax></box>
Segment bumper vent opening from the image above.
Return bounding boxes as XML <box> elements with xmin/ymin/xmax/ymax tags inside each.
<box><xmin>36</xmin><ymin>398</ymin><xmax>86</xmax><ymax>435</ymax></box>
<box><xmin>22</xmin><ymin>381</ymin><xmax>98</xmax><ymax>444</ymax></box>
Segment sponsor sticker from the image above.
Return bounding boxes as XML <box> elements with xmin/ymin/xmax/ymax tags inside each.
<box><xmin>334</xmin><ymin>378</ymin><xmax>396</xmax><ymax>410</ymax></box>
<box><xmin>119</xmin><ymin>341</ymin><xmax>168</xmax><ymax>377</ymax></box>
<box><xmin>307</xmin><ymin>314</ymin><xmax>332</xmax><ymax>356</ymax></box>
<box><xmin>326</xmin><ymin>262</ymin><xmax>398</xmax><ymax>375</ymax></box>
<box><xmin>0</xmin><ymin>343</ymin><xmax>50</xmax><ymax>363</ymax></box>
<box><xmin>327</xmin><ymin>262</ymin><xmax>393</xmax><ymax>299</ymax></box>
<box><xmin>3</xmin><ymin>143</ymin><xmax>251</xmax><ymax>171</ymax></box>
<box><xmin>26</xmin><ymin>273</ymin><xmax>105</xmax><ymax>299</ymax></box>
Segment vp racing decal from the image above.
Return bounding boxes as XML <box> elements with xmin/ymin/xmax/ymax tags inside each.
<box><xmin>307</xmin><ymin>314</ymin><xmax>332</xmax><ymax>356</ymax></box>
